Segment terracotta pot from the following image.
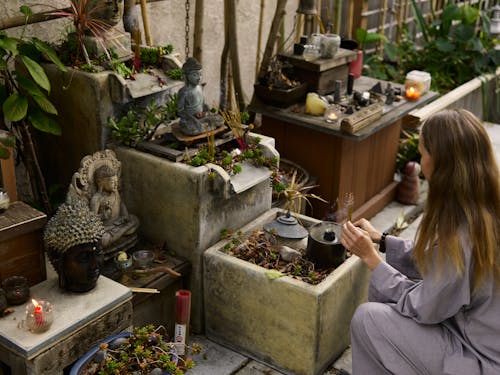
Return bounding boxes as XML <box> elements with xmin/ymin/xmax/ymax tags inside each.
<box><xmin>349</xmin><ymin>50</ymin><xmax>363</xmax><ymax>79</ymax></box>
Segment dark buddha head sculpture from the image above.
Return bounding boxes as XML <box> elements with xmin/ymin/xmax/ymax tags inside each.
<box><xmin>43</xmin><ymin>200</ymin><xmax>105</xmax><ymax>292</ymax></box>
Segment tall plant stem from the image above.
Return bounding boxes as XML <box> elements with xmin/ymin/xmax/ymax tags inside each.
<box><xmin>20</xmin><ymin>120</ymin><xmax>51</xmax><ymax>214</ymax></box>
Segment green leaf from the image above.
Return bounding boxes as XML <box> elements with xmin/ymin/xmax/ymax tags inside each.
<box><xmin>32</xmin><ymin>93</ymin><xmax>58</xmax><ymax>115</ymax></box>
<box><xmin>17</xmin><ymin>75</ymin><xmax>44</xmax><ymax>97</ymax></box>
<box><xmin>0</xmin><ymin>36</ymin><xmax>19</xmax><ymax>56</ymax></box>
<box><xmin>20</xmin><ymin>5</ymin><xmax>33</xmax><ymax>18</ymax></box>
<box><xmin>28</xmin><ymin>109</ymin><xmax>61</xmax><ymax>135</ymax></box>
<box><xmin>0</xmin><ymin>147</ymin><xmax>10</xmax><ymax>159</ymax></box>
<box><xmin>3</xmin><ymin>93</ymin><xmax>28</xmax><ymax>121</ymax></box>
<box><xmin>21</xmin><ymin>55</ymin><xmax>51</xmax><ymax>93</ymax></box>
<box><xmin>462</xmin><ymin>5</ymin><xmax>478</xmax><ymax>25</ymax></box>
<box><xmin>266</xmin><ymin>270</ymin><xmax>285</xmax><ymax>280</ymax></box>
<box><xmin>435</xmin><ymin>38</ymin><xmax>455</xmax><ymax>52</ymax></box>
<box><xmin>33</xmin><ymin>38</ymin><xmax>67</xmax><ymax>72</ymax></box>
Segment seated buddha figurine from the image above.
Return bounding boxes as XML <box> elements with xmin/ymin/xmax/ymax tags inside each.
<box><xmin>177</xmin><ymin>57</ymin><xmax>224</xmax><ymax>136</ymax></box>
<box><xmin>65</xmin><ymin>150</ymin><xmax>139</xmax><ymax>263</ymax></box>
<box><xmin>44</xmin><ymin>200</ymin><xmax>105</xmax><ymax>292</ymax></box>
<box><xmin>90</xmin><ymin>164</ymin><xmax>139</xmax><ymax>251</ymax></box>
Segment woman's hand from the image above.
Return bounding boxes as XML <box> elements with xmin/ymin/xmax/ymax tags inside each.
<box><xmin>352</xmin><ymin>218</ymin><xmax>382</xmax><ymax>243</ymax></box>
<box><xmin>341</xmin><ymin>221</ymin><xmax>383</xmax><ymax>270</ymax></box>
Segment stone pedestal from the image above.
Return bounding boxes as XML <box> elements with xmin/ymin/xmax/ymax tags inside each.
<box><xmin>0</xmin><ymin>276</ymin><xmax>132</xmax><ymax>374</ymax></box>
<box><xmin>204</xmin><ymin>208</ymin><xmax>370</xmax><ymax>375</ymax></box>
<box><xmin>113</xmin><ymin>133</ymin><xmax>278</xmax><ymax>333</ymax></box>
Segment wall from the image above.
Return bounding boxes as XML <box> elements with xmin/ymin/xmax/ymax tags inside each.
<box><xmin>2</xmin><ymin>0</ymin><xmax>301</xmax><ymax>108</ymax></box>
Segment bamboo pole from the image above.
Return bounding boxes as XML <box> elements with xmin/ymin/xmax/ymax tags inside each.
<box><xmin>334</xmin><ymin>0</ymin><xmax>342</xmax><ymax>35</ymax></box>
<box><xmin>346</xmin><ymin>0</ymin><xmax>355</xmax><ymax>38</ymax></box>
<box><xmin>396</xmin><ymin>0</ymin><xmax>404</xmax><ymax>42</ymax></box>
<box><xmin>139</xmin><ymin>0</ymin><xmax>152</xmax><ymax>46</ymax></box>
<box><xmin>0</xmin><ymin>7</ymin><xmax>70</xmax><ymax>30</ymax></box>
<box><xmin>227</xmin><ymin>0</ymin><xmax>245</xmax><ymax>111</ymax></box>
<box><xmin>193</xmin><ymin>0</ymin><xmax>204</xmax><ymax>62</ymax></box>
<box><xmin>256</xmin><ymin>0</ymin><xmax>265</xmax><ymax>80</ymax></box>
<box><xmin>379</xmin><ymin>0</ymin><xmax>388</xmax><ymax>55</ymax></box>
<box><xmin>257</xmin><ymin>0</ymin><xmax>288</xmax><ymax>82</ymax></box>
<box><xmin>295</xmin><ymin>13</ymin><xmax>304</xmax><ymax>42</ymax></box>
<box><xmin>220</xmin><ymin>0</ymin><xmax>231</xmax><ymax>108</ymax></box>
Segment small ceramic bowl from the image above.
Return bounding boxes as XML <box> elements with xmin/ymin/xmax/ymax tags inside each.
<box><xmin>132</xmin><ymin>250</ymin><xmax>155</xmax><ymax>269</ymax></box>
<box><xmin>114</xmin><ymin>256</ymin><xmax>133</xmax><ymax>271</ymax></box>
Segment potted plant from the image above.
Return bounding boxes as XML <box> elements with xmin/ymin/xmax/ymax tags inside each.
<box><xmin>253</xmin><ymin>56</ymin><xmax>308</xmax><ymax>107</ymax></box>
<box><xmin>70</xmin><ymin>324</ymin><xmax>201</xmax><ymax>375</ymax></box>
<box><xmin>0</xmin><ymin>5</ymin><xmax>67</xmax><ymax>213</ymax></box>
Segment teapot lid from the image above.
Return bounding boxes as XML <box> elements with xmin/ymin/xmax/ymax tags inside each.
<box><xmin>263</xmin><ymin>211</ymin><xmax>308</xmax><ymax>239</ymax></box>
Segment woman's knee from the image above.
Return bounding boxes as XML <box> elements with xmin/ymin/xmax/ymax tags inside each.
<box><xmin>351</xmin><ymin>302</ymin><xmax>392</xmax><ymax>337</ymax></box>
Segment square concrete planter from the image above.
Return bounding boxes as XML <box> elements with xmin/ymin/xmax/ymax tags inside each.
<box><xmin>113</xmin><ymin>133</ymin><xmax>278</xmax><ymax>332</ymax></box>
<box><xmin>204</xmin><ymin>208</ymin><xmax>370</xmax><ymax>375</ymax></box>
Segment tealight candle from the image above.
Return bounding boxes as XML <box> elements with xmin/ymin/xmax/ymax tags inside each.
<box><xmin>25</xmin><ymin>299</ymin><xmax>53</xmax><ymax>333</ymax></box>
<box><xmin>405</xmin><ymin>86</ymin><xmax>421</xmax><ymax>100</ymax></box>
<box><xmin>324</xmin><ymin>105</ymin><xmax>341</xmax><ymax>123</ymax></box>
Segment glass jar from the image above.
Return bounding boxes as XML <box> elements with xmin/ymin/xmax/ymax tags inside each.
<box><xmin>25</xmin><ymin>299</ymin><xmax>53</xmax><ymax>333</ymax></box>
<box><xmin>2</xmin><ymin>276</ymin><xmax>30</xmax><ymax>305</ymax></box>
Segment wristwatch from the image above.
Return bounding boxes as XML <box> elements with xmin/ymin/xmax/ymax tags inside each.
<box><xmin>379</xmin><ymin>231</ymin><xmax>389</xmax><ymax>253</ymax></box>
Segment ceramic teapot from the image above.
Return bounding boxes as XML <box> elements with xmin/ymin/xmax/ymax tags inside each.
<box><xmin>306</xmin><ymin>221</ymin><xmax>345</xmax><ymax>268</ymax></box>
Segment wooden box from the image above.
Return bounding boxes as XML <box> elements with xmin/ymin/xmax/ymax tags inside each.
<box><xmin>0</xmin><ymin>201</ymin><xmax>47</xmax><ymax>286</ymax></box>
<box><xmin>280</xmin><ymin>48</ymin><xmax>357</xmax><ymax>95</ymax></box>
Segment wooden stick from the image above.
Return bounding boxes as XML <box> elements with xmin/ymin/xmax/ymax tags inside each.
<box><xmin>132</xmin><ymin>266</ymin><xmax>182</xmax><ymax>278</ymax></box>
<box><xmin>256</xmin><ymin>0</ymin><xmax>265</xmax><ymax>79</ymax></box>
<box><xmin>193</xmin><ymin>0</ymin><xmax>204</xmax><ymax>62</ymax></box>
<box><xmin>130</xmin><ymin>287</ymin><xmax>160</xmax><ymax>294</ymax></box>
<box><xmin>140</xmin><ymin>0</ymin><xmax>152</xmax><ymax>46</ymax></box>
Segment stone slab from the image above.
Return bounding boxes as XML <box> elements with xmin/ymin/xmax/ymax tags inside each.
<box><xmin>0</xmin><ymin>276</ymin><xmax>131</xmax><ymax>359</ymax></box>
<box><xmin>189</xmin><ymin>335</ymin><xmax>248</xmax><ymax>375</ymax></box>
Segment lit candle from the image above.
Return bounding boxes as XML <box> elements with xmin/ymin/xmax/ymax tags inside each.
<box><xmin>405</xmin><ymin>86</ymin><xmax>421</xmax><ymax>100</ymax></box>
<box><xmin>32</xmin><ymin>299</ymin><xmax>44</xmax><ymax>327</ymax></box>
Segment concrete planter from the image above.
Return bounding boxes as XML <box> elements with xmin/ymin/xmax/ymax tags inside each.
<box><xmin>204</xmin><ymin>208</ymin><xmax>370</xmax><ymax>375</ymax></box>
<box><xmin>113</xmin><ymin>133</ymin><xmax>278</xmax><ymax>332</ymax></box>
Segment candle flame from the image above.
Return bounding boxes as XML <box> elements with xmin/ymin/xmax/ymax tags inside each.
<box><xmin>31</xmin><ymin>299</ymin><xmax>39</xmax><ymax>307</ymax></box>
<box><xmin>408</xmin><ymin>87</ymin><xmax>415</xmax><ymax>94</ymax></box>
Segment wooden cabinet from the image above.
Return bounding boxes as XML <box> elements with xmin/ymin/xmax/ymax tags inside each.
<box><xmin>0</xmin><ymin>201</ymin><xmax>47</xmax><ymax>286</ymax></box>
<box><xmin>253</xmin><ymin>76</ymin><xmax>439</xmax><ymax>220</ymax></box>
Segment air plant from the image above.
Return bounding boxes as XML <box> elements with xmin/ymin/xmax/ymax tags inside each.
<box><xmin>276</xmin><ymin>170</ymin><xmax>327</xmax><ymax>214</ymax></box>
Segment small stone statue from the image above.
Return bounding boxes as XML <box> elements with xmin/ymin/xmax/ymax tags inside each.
<box><xmin>43</xmin><ymin>200</ymin><xmax>105</xmax><ymax>292</ymax></box>
<box><xmin>87</xmin><ymin>0</ymin><xmax>125</xmax><ymax>28</ymax></box>
<box><xmin>66</xmin><ymin>150</ymin><xmax>139</xmax><ymax>261</ymax></box>
<box><xmin>397</xmin><ymin>161</ymin><xmax>421</xmax><ymax>205</ymax></box>
<box><xmin>177</xmin><ymin>57</ymin><xmax>224</xmax><ymax>136</ymax></box>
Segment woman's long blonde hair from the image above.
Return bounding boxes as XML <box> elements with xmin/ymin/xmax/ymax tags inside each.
<box><xmin>414</xmin><ymin>109</ymin><xmax>500</xmax><ymax>289</ymax></box>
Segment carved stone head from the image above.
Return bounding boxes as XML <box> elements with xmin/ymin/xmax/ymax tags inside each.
<box><xmin>87</xmin><ymin>0</ymin><xmax>125</xmax><ymax>27</ymax></box>
<box><xmin>43</xmin><ymin>200</ymin><xmax>105</xmax><ymax>292</ymax></box>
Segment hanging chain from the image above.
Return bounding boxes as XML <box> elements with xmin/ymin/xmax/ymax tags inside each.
<box><xmin>185</xmin><ymin>0</ymin><xmax>191</xmax><ymax>58</ymax></box>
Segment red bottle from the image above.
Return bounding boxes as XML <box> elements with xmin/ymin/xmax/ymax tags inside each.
<box><xmin>174</xmin><ymin>290</ymin><xmax>191</xmax><ymax>356</ymax></box>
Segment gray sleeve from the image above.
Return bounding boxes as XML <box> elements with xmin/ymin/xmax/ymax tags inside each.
<box><xmin>385</xmin><ymin>236</ymin><xmax>421</xmax><ymax>279</ymax></box>
<box><xmin>369</xmin><ymin>244</ymin><xmax>472</xmax><ymax>324</ymax></box>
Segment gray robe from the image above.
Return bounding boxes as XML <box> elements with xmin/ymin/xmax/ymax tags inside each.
<box><xmin>350</xmin><ymin>232</ymin><xmax>500</xmax><ymax>375</ymax></box>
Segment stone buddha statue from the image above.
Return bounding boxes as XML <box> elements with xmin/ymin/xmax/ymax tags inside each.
<box><xmin>87</xmin><ymin>0</ymin><xmax>125</xmax><ymax>29</ymax></box>
<box><xmin>66</xmin><ymin>150</ymin><xmax>139</xmax><ymax>262</ymax></box>
<box><xmin>80</xmin><ymin>0</ymin><xmax>132</xmax><ymax>61</ymax></box>
<box><xmin>43</xmin><ymin>200</ymin><xmax>105</xmax><ymax>292</ymax></box>
<box><xmin>177</xmin><ymin>57</ymin><xmax>225</xmax><ymax>136</ymax></box>
<box><xmin>90</xmin><ymin>164</ymin><xmax>140</xmax><ymax>250</ymax></box>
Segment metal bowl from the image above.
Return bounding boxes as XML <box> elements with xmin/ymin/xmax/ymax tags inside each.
<box><xmin>132</xmin><ymin>250</ymin><xmax>155</xmax><ymax>269</ymax></box>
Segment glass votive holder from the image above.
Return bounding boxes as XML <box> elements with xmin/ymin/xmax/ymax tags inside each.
<box><xmin>0</xmin><ymin>189</ymin><xmax>9</xmax><ymax>212</ymax></box>
<box><xmin>2</xmin><ymin>276</ymin><xmax>30</xmax><ymax>305</ymax></box>
<box><xmin>25</xmin><ymin>299</ymin><xmax>53</xmax><ymax>333</ymax></box>
<box><xmin>324</xmin><ymin>105</ymin><xmax>341</xmax><ymax>123</ymax></box>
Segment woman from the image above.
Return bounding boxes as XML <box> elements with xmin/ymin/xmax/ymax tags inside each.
<box><xmin>341</xmin><ymin>109</ymin><xmax>500</xmax><ymax>374</ymax></box>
